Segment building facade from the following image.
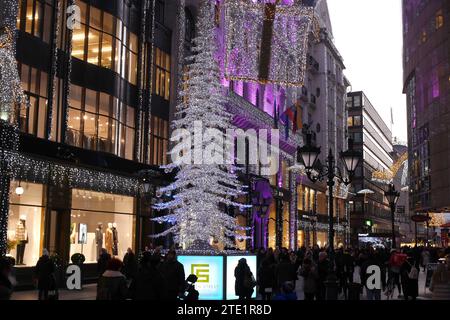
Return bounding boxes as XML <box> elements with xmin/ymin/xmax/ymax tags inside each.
<box><xmin>347</xmin><ymin>91</ymin><xmax>394</xmax><ymax>246</ymax></box>
<box><xmin>1</xmin><ymin>0</ymin><xmax>354</xmax><ymax>288</ymax></box>
<box><xmin>1</xmin><ymin>0</ymin><xmax>177</xmax><ymax>286</ymax></box>
<box><xmin>402</xmin><ymin>0</ymin><xmax>450</xmax><ymax>216</ymax></box>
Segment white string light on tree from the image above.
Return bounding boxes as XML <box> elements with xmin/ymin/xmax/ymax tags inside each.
<box><xmin>152</xmin><ymin>0</ymin><xmax>251</xmax><ymax>250</ymax></box>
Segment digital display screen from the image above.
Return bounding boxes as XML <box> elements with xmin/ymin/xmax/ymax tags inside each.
<box><xmin>225</xmin><ymin>255</ymin><xmax>257</xmax><ymax>300</ymax></box>
<box><xmin>178</xmin><ymin>255</ymin><xmax>224</xmax><ymax>300</ymax></box>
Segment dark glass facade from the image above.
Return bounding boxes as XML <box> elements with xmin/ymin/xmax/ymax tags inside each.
<box><xmin>403</xmin><ymin>0</ymin><xmax>450</xmax><ymax>212</ymax></box>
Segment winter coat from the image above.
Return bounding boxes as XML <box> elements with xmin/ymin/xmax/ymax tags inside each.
<box><xmin>96</xmin><ymin>270</ymin><xmax>128</xmax><ymax>300</ymax></box>
<box><xmin>97</xmin><ymin>252</ymin><xmax>111</xmax><ymax>276</ymax></box>
<box><xmin>400</xmin><ymin>258</ymin><xmax>419</xmax><ymax>299</ymax></box>
<box><xmin>34</xmin><ymin>256</ymin><xmax>55</xmax><ymax>290</ymax></box>
<box><xmin>275</xmin><ymin>260</ymin><xmax>296</xmax><ymax>289</ymax></box>
<box><xmin>159</xmin><ymin>260</ymin><xmax>185</xmax><ymax>299</ymax></box>
<box><xmin>122</xmin><ymin>252</ymin><xmax>138</xmax><ymax>280</ymax></box>
<box><xmin>0</xmin><ymin>274</ymin><xmax>12</xmax><ymax>300</ymax></box>
<box><xmin>299</xmin><ymin>264</ymin><xmax>318</xmax><ymax>294</ymax></box>
<box><xmin>130</xmin><ymin>265</ymin><xmax>167</xmax><ymax>300</ymax></box>
<box><xmin>258</xmin><ymin>258</ymin><xmax>275</xmax><ymax>293</ymax></box>
<box><xmin>234</xmin><ymin>263</ymin><xmax>254</xmax><ymax>297</ymax></box>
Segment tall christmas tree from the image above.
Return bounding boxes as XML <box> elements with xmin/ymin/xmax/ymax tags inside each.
<box><xmin>152</xmin><ymin>0</ymin><xmax>249</xmax><ymax>250</ymax></box>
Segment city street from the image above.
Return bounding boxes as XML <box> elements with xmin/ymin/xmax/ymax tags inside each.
<box><xmin>11</xmin><ymin>269</ymin><xmax>433</xmax><ymax>301</ymax></box>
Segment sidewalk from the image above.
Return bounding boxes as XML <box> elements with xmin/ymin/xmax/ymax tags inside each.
<box><xmin>11</xmin><ymin>284</ymin><xmax>97</xmax><ymax>300</ymax></box>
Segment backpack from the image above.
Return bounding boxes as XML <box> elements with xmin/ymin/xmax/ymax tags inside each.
<box><xmin>243</xmin><ymin>272</ymin><xmax>256</xmax><ymax>289</ymax></box>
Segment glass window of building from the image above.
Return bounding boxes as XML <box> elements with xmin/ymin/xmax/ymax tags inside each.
<box><xmin>18</xmin><ymin>63</ymin><xmax>49</xmax><ymax>139</ymax></box>
<box><xmin>353</xmin><ymin>115</ymin><xmax>362</xmax><ymax>126</ymax></box>
<box><xmin>347</xmin><ymin>116</ymin><xmax>353</xmax><ymax>127</ymax></box>
<box><xmin>149</xmin><ymin>115</ymin><xmax>169</xmax><ymax>165</ymax></box>
<box><xmin>18</xmin><ymin>0</ymin><xmax>53</xmax><ymax>44</ymax></box>
<box><xmin>282</xmin><ymin>203</ymin><xmax>289</xmax><ymax>248</ymax></box>
<box><xmin>70</xmin><ymin>189</ymin><xmax>135</xmax><ymax>263</ymax></box>
<box><xmin>153</xmin><ymin>47</ymin><xmax>171</xmax><ymax>101</ymax></box>
<box><xmin>7</xmin><ymin>181</ymin><xmax>45</xmax><ymax>267</ymax></box>
<box><xmin>353</xmin><ymin>95</ymin><xmax>361</xmax><ymax>107</ymax></box>
<box><xmin>435</xmin><ymin>10</ymin><xmax>444</xmax><ymax>29</ymax></box>
<box><xmin>70</xmin><ymin>2</ymin><xmax>137</xmax><ymax>84</ymax></box>
<box><xmin>268</xmin><ymin>202</ymin><xmax>276</xmax><ymax>249</ymax></box>
<box><xmin>67</xmin><ymin>86</ymin><xmax>135</xmax><ymax>160</ymax></box>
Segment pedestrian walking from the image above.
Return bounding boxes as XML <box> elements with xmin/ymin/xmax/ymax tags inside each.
<box><xmin>96</xmin><ymin>258</ymin><xmax>128</xmax><ymax>300</ymax></box>
<box><xmin>317</xmin><ymin>251</ymin><xmax>330</xmax><ymax>300</ymax></box>
<box><xmin>258</xmin><ymin>253</ymin><xmax>276</xmax><ymax>300</ymax></box>
<box><xmin>129</xmin><ymin>251</ymin><xmax>167</xmax><ymax>300</ymax></box>
<box><xmin>122</xmin><ymin>247</ymin><xmax>138</xmax><ymax>281</ymax></box>
<box><xmin>400</xmin><ymin>255</ymin><xmax>419</xmax><ymax>300</ymax></box>
<box><xmin>234</xmin><ymin>258</ymin><xmax>255</xmax><ymax>300</ymax></box>
<box><xmin>298</xmin><ymin>258</ymin><xmax>318</xmax><ymax>301</ymax></box>
<box><xmin>275</xmin><ymin>253</ymin><xmax>296</xmax><ymax>293</ymax></box>
<box><xmin>34</xmin><ymin>249</ymin><xmax>56</xmax><ymax>300</ymax></box>
<box><xmin>0</xmin><ymin>256</ymin><xmax>14</xmax><ymax>300</ymax></box>
<box><xmin>159</xmin><ymin>250</ymin><xmax>185</xmax><ymax>300</ymax></box>
<box><xmin>97</xmin><ymin>248</ymin><xmax>111</xmax><ymax>277</ymax></box>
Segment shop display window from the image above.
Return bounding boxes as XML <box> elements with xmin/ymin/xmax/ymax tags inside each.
<box><xmin>69</xmin><ymin>189</ymin><xmax>135</xmax><ymax>263</ymax></box>
<box><xmin>267</xmin><ymin>202</ymin><xmax>276</xmax><ymax>249</ymax></box>
<box><xmin>7</xmin><ymin>182</ymin><xmax>44</xmax><ymax>267</ymax></box>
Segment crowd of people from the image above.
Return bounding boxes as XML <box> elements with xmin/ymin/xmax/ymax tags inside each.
<box><xmin>1</xmin><ymin>244</ymin><xmax>450</xmax><ymax>301</ymax></box>
<box><xmin>251</xmin><ymin>245</ymin><xmax>450</xmax><ymax>301</ymax></box>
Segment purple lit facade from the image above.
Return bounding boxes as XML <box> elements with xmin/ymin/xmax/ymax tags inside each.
<box><xmin>403</xmin><ymin>0</ymin><xmax>450</xmax><ymax>214</ymax></box>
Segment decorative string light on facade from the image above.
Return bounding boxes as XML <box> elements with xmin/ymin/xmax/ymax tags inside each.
<box><xmin>223</xmin><ymin>0</ymin><xmax>315</xmax><ymax>87</ymax></box>
<box><xmin>428</xmin><ymin>212</ymin><xmax>445</xmax><ymax>228</ymax></box>
<box><xmin>63</xmin><ymin>0</ymin><xmax>75</xmax><ymax>143</ymax></box>
<box><xmin>47</xmin><ymin>1</ymin><xmax>62</xmax><ymax>140</ymax></box>
<box><xmin>3</xmin><ymin>151</ymin><xmax>139</xmax><ymax>195</ymax></box>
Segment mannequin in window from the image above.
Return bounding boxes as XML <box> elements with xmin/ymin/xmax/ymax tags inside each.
<box><xmin>70</xmin><ymin>222</ymin><xmax>77</xmax><ymax>244</ymax></box>
<box><xmin>105</xmin><ymin>223</ymin><xmax>113</xmax><ymax>255</ymax></box>
<box><xmin>111</xmin><ymin>223</ymin><xmax>118</xmax><ymax>256</ymax></box>
<box><xmin>15</xmin><ymin>216</ymin><xmax>28</xmax><ymax>265</ymax></box>
<box><xmin>95</xmin><ymin>223</ymin><xmax>103</xmax><ymax>260</ymax></box>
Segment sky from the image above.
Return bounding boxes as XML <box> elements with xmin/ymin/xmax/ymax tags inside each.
<box><xmin>327</xmin><ymin>0</ymin><xmax>408</xmax><ymax>143</ymax></box>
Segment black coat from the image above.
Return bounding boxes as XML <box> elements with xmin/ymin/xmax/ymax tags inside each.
<box><xmin>275</xmin><ymin>261</ymin><xmax>296</xmax><ymax>288</ymax></box>
<box><xmin>159</xmin><ymin>260</ymin><xmax>185</xmax><ymax>299</ymax></box>
<box><xmin>96</xmin><ymin>272</ymin><xmax>128</xmax><ymax>300</ymax></box>
<box><xmin>235</xmin><ymin>263</ymin><xmax>253</xmax><ymax>297</ymax></box>
<box><xmin>122</xmin><ymin>252</ymin><xmax>138</xmax><ymax>279</ymax></box>
<box><xmin>258</xmin><ymin>258</ymin><xmax>276</xmax><ymax>292</ymax></box>
<box><xmin>97</xmin><ymin>252</ymin><xmax>111</xmax><ymax>276</ymax></box>
<box><xmin>400</xmin><ymin>258</ymin><xmax>419</xmax><ymax>298</ymax></box>
<box><xmin>34</xmin><ymin>256</ymin><xmax>55</xmax><ymax>290</ymax></box>
<box><xmin>0</xmin><ymin>274</ymin><xmax>12</xmax><ymax>300</ymax></box>
<box><xmin>130</xmin><ymin>266</ymin><xmax>167</xmax><ymax>300</ymax></box>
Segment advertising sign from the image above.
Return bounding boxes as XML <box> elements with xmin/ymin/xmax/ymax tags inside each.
<box><xmin>225</xmin><ymin>255</ymin><xmax>257</xmax><ymax>300</ymax></box>
<box><xmin>178</xmin><ymin>255</ymin><xmax>224</xmax><ymax>300</ymax></box>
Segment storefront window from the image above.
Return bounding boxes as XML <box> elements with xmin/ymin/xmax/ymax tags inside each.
<box><xmin>267</xmin><ymin>202</ymin><xmax>276</xmax><ymax>249</ymax></box>
<box><xmin>297</xmin><ymin>230</ymin><xmax>304</xmax><ymax>248</ymax></box>
<box><xmin>7</xmin><ymin>182</ymin><xmax>44</xmax><ymax>267</ymax></box>
<box><xmin>282</xmin><ymin>202</ymin><xmax>289</xmax><ymax>248</ymax></box>
<box><xmin>69</xmin><ymin>189</ymin><xmax>135</xmax><ymax>263</ymax></box>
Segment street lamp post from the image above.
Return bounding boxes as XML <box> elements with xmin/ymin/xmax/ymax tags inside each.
<box><xmin>297</xmin><ymin>133</ymin><xmax>361</xmax><ymax>299</ymax></box>
<box><xmin>385</xmin><ymin>183</ymin><xmax>400</xmax><ymax>249</ymax></box>
<box><xmin>252</xmin><ymin>189</ymin><xmax>270</xmax><ymax>249</ymax></box>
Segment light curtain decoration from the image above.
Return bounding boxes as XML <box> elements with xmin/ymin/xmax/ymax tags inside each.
<box><xmin>223</xmin><ymin>0</ymin><xmax>315</xmax><ymax>86</ymax></box>
<box><xmin>0</xmin><ymin>0</ymin><xmax>28</xmax><ymax>255</ymax></box>
<box><xmin>152</xmin><ymin>0</ymin><xmax>251</xmax><ymax>250</ymax></box>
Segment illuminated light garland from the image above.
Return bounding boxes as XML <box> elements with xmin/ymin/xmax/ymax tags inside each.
<box><xmin>2</xmin><ymin>150</ymin><xmax>139</xmax><ymax>195</ymax></box>
<box><xmin>47</xmin><ymin>0</ymin><xmax>61</xmax><ymax>140</ymax></box>
<box><xmin>0</xmin><ymin>0</ymin><xmax>28</xmax><ymax>255</ymax></box>
<box><xmin>151</xmin><ymin>0</ymin><xmax>251</xmax><ymax>249</ymax></box>
<box><xmin>63</xmin><ymin>0</ymin><xmax>75</xmax><ymax>143</ymax></box>
<box><xmin>371</xmin><ymin>152</ymin><xmax>408</xmax><ymax>185</ymax></box>
<box><xmin>428</xmin><ymin>213</ymin><xmax>445</xmax><ymax>228</ymax></box>
<box><xmin>223</xmin><ymin>0</ymin><xmax>315</xmax><ymax>87</ymax></box>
